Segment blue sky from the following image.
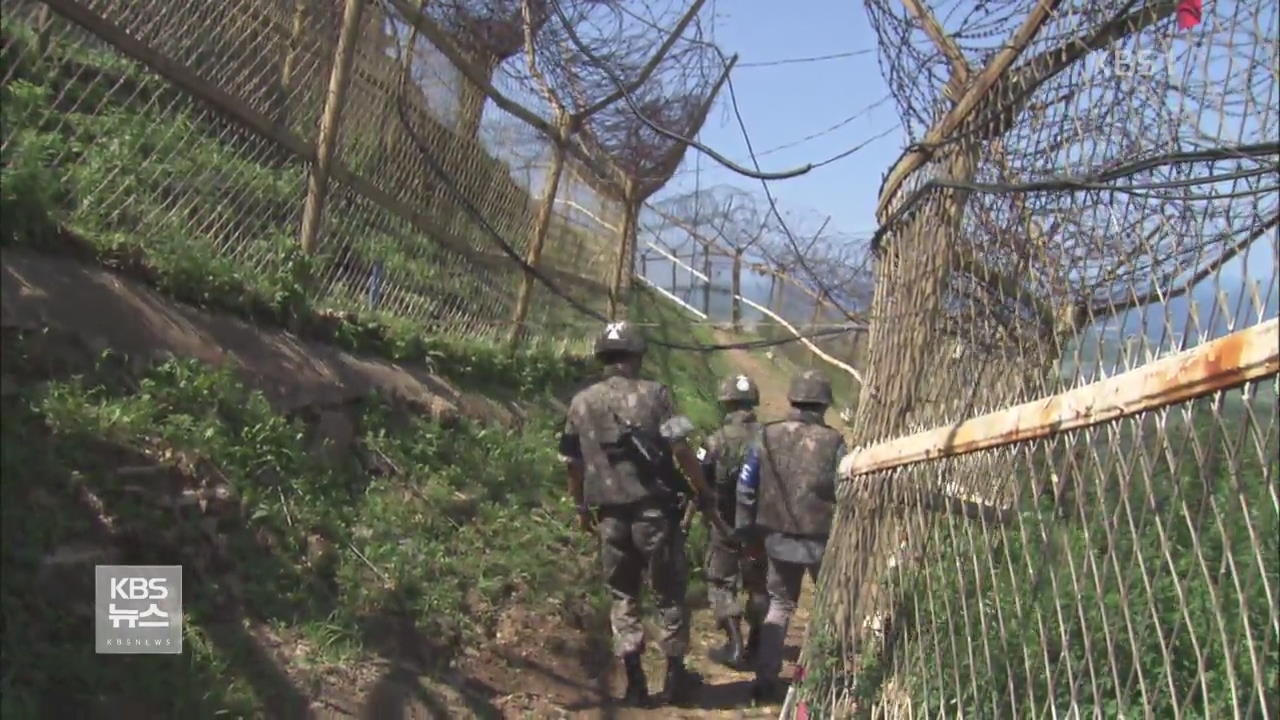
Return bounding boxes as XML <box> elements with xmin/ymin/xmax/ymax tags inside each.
<box><xmin>644</xmin><ymin>0</ymin><xmax>1277</xmax><ymax>294</ymax></box>
<box><xmin>653</xmin><ymin>0</ymin><xmax>899</xmax><ymax>238</ymax></box>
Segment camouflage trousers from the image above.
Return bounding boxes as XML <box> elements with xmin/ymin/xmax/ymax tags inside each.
<box><xmin>597</xmin><ymin>499</ymin><xmax>690</xmax><ymax>658</ymax></box>
<box><xmin>705</xmin><ymin>522</ymin><xmax>768</xmax><ymax>625</ymax></box>
<box><xmin>756</xmin><ymin>556</ymin><xmax>821</xmax><ymax>681</ymax></box>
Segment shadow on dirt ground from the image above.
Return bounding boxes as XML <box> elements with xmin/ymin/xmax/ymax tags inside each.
<box><xmin>0</xmin><ymin>333</ymin><xmax>512</xmax><ymax>719</ymax></box>
<box><xmin>1</xmin><ymin>396</ymin><xmax>312</xmax><ymax>717</ymax></box>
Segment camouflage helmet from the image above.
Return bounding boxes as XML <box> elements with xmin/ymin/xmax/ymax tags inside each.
<box><xmin>788</xmin><ymin>370</ymin><xmax>833</xmax><ymax>406</ymax></box>
<box><xmin>717</xmin><ymin>373</ymin><xmax>760</xmax><ymax>404</ymax></box>
<box><xmin>593</xmin><ymin>321</ymin><xmax>647</xmax><ymax>357</ymax></box>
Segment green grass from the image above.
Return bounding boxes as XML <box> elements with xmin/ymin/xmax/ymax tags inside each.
<box><xmin>0</xmin><ymin>73</ymin><xmax>587</xmax><ymax>400</ymax></box>
<box><xmin>628</xmin><ymin>288</ymin><xmax>731</xmax><ymax>433</ymax></box>
<box><xmin>0</xmin><ymin>276</ymin><xmax>751</xmax><ymax>717</ymax></box>
<box><xmin>0</xmin><ymin>282</ymin><xmax>751</xmax><ymax>715</ymax></box>
<box><xmin>0</xmin><ymin>13</ymin><xmax>603</xmax><ymax>397</ymax></box>
<box><xmin>0</xmin><ymin>334</ymin><xmax>610</xmax><ymax>716</ymax></box>
<box><xmin>799</xmin><ymin>384</ymin><xmax>1279</xmax><ymax>718</ymax></box>
<box><xmin>0</xmin><ymin>12</ymin><xmax>789</xmax><ymax>714</ymax></box>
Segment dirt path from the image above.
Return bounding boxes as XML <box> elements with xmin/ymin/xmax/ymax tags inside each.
<box><xmin>6</xmin><ymin>248</ymin><xmax>817</xmax><ymax>718</ymax></box>
<box><xmin>0</xmin><ymin>248</ymin><xmax>516</xmax><ymax>425</ymax></box>
<box><xmin>711</xmin><ymin>330</ymin><xmax>793</xmax><ymax>422</ymax></box>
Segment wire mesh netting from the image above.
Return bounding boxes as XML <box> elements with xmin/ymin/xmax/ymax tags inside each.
<box><xmin>630</xmin><ymin>186</ymin><xmax>873</xmax><ymax>408</ymax></box>
<box><xmin>5</xmin><ymin>1</ymin><xmax>1278</xmax><ymax>715</ymax></box>
<box><xmin>2</xmin><ymin>0</ymin><xmax>872</xmax><ymax>362</ymax></box>
<box><xmin>798</xmin><ymin>1</ymin><xmax>1279</xmax><ymax>717</ymax></box>
<box><xmin>1</xmin><ymin>0</ymin><xmax>620</xmax><ymax>348</ymax></box>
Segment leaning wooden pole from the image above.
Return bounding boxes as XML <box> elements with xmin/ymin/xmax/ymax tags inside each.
<box><xmin>841</xmin><ymin>318</ymin><xmax>1280</xmax><ymax>480</ymax></box>
<box><xmin>279</xmin><ymin>0</ymin><xmax>307</xmax><ymax>105</ymax></box>
<box><xmin>297</xmin><ymin>0</ymin><xmax>364</xmax><ymax>256</ymax></box>
<box><xmin>508</xmin><ymin>140</ymin><xmax>567</xmax><ymax>347</ymax></box>
<box><xmin>806</xmin><ymin>290</ymin><xmax>826</xmax><ymax>367</ymax></box>
<box><xmin>702</xmin><ymin>242</ymin><xmax>713</xmax><ymax>315</ymax></box>
<box><xmin>730</xmin><ymin>247</ymin><xmax>743</xmax><ymax>331</ymax></box>
<box><xmin>607</xmin><ymin>183</ymin><xmax>639</xmax><ymax>320</ymax></box>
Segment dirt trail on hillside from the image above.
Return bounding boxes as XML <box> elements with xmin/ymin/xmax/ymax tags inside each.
<box><xmin>0</xmin><ymin>248</ymin><xmax>517</xmax><ymax>426</ymax></box>
<box><xmin>711</xmin><ymin>329</ymin><xmax>793</xmax><ymax>422</ymax></box>
<box><xmin>3</xmin><ymin>249</ymin><xmax>816</xmax><ymax>718</ymax></box>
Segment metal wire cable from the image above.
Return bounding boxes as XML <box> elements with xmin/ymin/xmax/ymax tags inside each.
<box><xmin>871</xmin><ymin>142</ymin><xmax>1280</xmax><ymax>250</ymax></box>
<box><xmin>391</xmin><ymin>71</ymin><xmax>864</xmax><ymax>353</ymax></box>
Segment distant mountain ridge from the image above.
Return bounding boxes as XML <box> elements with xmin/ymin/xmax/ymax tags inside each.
<box><xmin>1115</xmin><ymin>271</ymin><xmax>1279</xmax><ymax>345</ymax></box>
<box><xmin>1070</xmin><ymin>271</ymin><xmax>1278</xmax><ymax>380</ymax></box>
<box><xmin>643</xmin><ymin>256</ymin><xmax>1279</xmax><ymax>361</ymax></box>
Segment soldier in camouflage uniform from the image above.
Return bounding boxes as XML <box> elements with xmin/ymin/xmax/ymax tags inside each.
<box><xmin>697</xmin><ymin>374</ymin><xmax>768</xmax><ymax>670</ymax></box>
<box><xmin>734</xmin><ymin>370</ymin><xmax>846</xmax><ymax>702</ymax></box>
<box><xmin>559</xmin><ymin>321</ymin><xmax>716</xmax><ymax>707</ymax></box>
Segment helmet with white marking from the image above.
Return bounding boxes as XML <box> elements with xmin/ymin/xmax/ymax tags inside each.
<box><xmin>593</xmin><ymin>321</ymin><xmax>647</xmax><ymax>357</ymax></box>
<box><xmin>717</xmin><ymin>374</ymin><xmax>759</xmax><ymax>404</ymax></box>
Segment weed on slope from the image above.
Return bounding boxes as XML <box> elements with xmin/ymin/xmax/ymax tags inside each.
<box><xmin>0</xmin><ymin>337</ymin><xmax>601</xmax><ymax>716</ymax></box>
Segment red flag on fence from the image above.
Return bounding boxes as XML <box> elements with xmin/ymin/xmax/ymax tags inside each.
<box><xmin>1177</xmin><ymin>0</ymin><xmax>1203</xmax><ymax>30</ymax></box>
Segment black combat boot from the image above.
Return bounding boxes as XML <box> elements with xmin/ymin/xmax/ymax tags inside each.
<box><xmin>742</xmin><ymin>623</ymin><xmax>762</xmax><ymax>668</ymax></box>
<box><xmin>708</xmin><ymin>617</ymin><xmax>745</xmax><ymax>669</ymax></box>
<box><xmin>750</xmin><ymin>676</ymin><xmax>787</xmax><ymax>704</ymax></box>
<box><xmin>654</xmin><ymin>655</ymin><xmax>699</xmax><ymax>706</ymax></box>
<box><xmin>621</xmin><ymin>651</ymin><xmax>649</xmax><ymax>707</ymax></box>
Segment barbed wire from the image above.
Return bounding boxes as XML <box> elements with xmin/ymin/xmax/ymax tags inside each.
<box><xmin>718</xmin><ymin>66</ymin><xmax>872</xmax><ymax>327</ymax></box>
<box><xmin>738</xmin><ymin>48</ymin><xmax>878</xmax><ymax>68</ymax></box>
<box><xmin>871</xmin><ymin>141</ymin><xmax>1280</xmax><ymax>250</ymax></box>
<box><xmin>389</xmin><ymin>54</ymin><xmax>866</xmax><ymax>353</ymax></box>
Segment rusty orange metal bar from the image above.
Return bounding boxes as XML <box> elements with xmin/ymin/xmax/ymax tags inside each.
<box><xmin>840</xmin><ymin>318</ymin><xmax>1280</xmax><ymax>479</ymax></box>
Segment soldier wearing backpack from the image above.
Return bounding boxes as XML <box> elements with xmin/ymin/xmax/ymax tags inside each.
<box><xmin>697</xmin><ymin>374</ymin><xmax>769</xmax><ymax>670</ymax></box>
<box><xmin>734</xmin><ymin>370</ymin><xmax>846</xmax><ymax>702</ymax></box>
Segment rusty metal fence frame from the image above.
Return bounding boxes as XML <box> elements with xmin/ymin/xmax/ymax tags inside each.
<box><xmin>789</xmin><ymin>1</ymin><xmax>1280</xmax><ymax>718</ymax></box>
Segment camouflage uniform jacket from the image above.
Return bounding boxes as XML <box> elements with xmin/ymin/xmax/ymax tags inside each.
<box><xmin>559</xmin><ymin>368</ymin><xmax>695</xmax><ymax>508</ymax></box>
<box><xmin>736</xmin><ymin>408</ymin><xmax>845</xmax><ymax>540</ymax></box>
<box><xmin>698</xmin><ymin>409</ymin><xmax>759</xmax><ymax>524</ymax></box>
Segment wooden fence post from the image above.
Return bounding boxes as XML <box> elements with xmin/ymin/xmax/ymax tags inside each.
<box><xmin>508</xmin><ymin>137</ymin><xmax>567</xmax><ymax>347</ymax></box>
<box><xmin>375</xmin><ymin>0</ymin><xmax>426</xmax><ymax>181</ymax></box>
<box><xmin>34</xmin><ymin>5</ymin><xmax>53</xmax><ymax>54</ymax></box>
<box><xmin>702</xmin><ymin>243</ymin><xmax>712</xmax><ymax>316</ymax></box>
<box><xmin>607</xmin><ymin>186</ymin><xmax>639</xmax><ymax>320</ymax></box>
<box><xmin>279</xmin><ymin>0</ymin><xmax>308</xmax><ymax>129</ymax></box>
<box><xmin>769</xmin><ymin>270</ymin><xmax>784</xmax><ymax>328</ymax></box>
<box><xmin>731</xmin><ymin>247</ymin><xmax>743</xmax><ymax>331</ymax></box>
<box><xmin>669</xmin><ymin>251</ymin><xmax>678</xmax><ymax>296</ymax></box>
<box><xmin>807</xmin><ymin>290</ymin><xmax>826</xmax><ymax>367</ymax></box>
<box><xmin>297</xmin><ymin>0</ymin><xmax>364</xmax><ymax>256</ymax></box>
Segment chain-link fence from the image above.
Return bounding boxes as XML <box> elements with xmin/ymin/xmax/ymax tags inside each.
<box><xmin>632</xmin><ymin>198</ymin><xmax>870</xmax><ymax>408</ymax></box>
<box><xmin>2</xmin><ymin>0</ymin><xmax>879</xmax><ymax>364</ymax></box>
<box><xmin>795</xmin><ymin>1</ymin><xmax>1279</xmax><ymax>717</ymax></box>
<box><xmin>1</xmin><ymin>0</ymin><xmax>623</xmax><ymax>349</ymax></box>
